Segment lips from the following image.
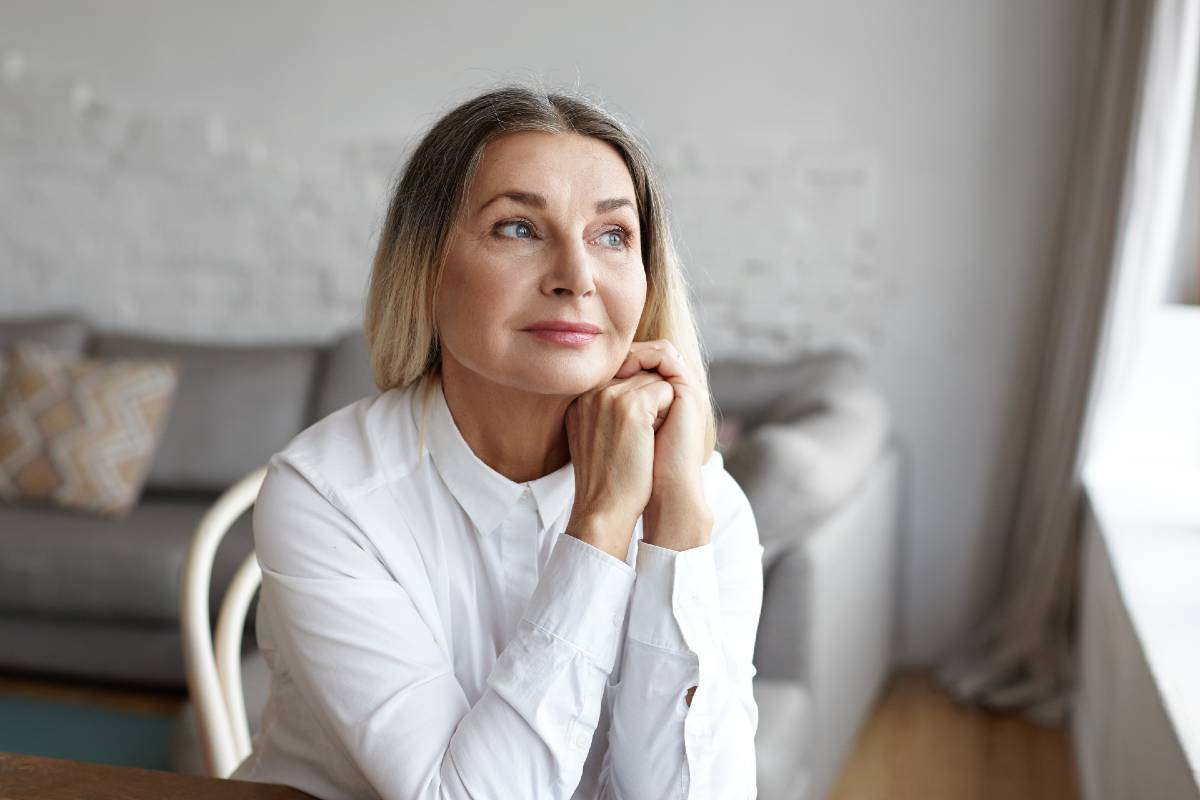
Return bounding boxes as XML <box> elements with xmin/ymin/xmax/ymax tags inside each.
<box><xmin>523</xmin><ymin>321</ymin><xmax>603</xmax><ymax>334</ymax></box>
<box><xmin>523</xmin><ymin>321</ymin><xmax>601</xmax><ymax>346</ymax></box>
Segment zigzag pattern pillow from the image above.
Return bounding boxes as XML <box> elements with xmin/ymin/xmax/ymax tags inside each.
<box><xmin>0</xmin><ymin>340</ymin><xmax>179</xmax><ymax>517</ymax></box>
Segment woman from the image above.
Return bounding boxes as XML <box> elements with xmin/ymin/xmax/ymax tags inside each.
<box><xmin>231</xmin><ymin>85</ymin><xmax>765</xmax><ymax>799</ymax></box>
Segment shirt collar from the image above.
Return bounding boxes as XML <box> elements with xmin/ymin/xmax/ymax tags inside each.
<box><xmin>418</xmin><ymin>373</ymin><xmax>576</xmax><ymax>538</ymax></box>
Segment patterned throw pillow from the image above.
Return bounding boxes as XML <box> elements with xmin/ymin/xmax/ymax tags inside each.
<box><xmin>0</xmin><ymin>340</ymin><xmax>180</xmax><ymax>517</ymax></box>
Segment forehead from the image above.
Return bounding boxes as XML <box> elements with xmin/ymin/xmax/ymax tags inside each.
<box><xmin>469</xmin><ymin>131</ymin><xmax>636</xmax><ymax>201</ymax></box>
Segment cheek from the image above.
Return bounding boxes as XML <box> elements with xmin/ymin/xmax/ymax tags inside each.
<box><xmin>437</xmin><ymin>258</ymin><xmax>507</xmax><ymax>348</ymax></box>
<box><xmin>608</xmin><ymin>269</ymin><xmax>648</xmax><ymax>334</ymax></box>
<box><xmin>442</xmin><ymin>266</ymin><xmax>495</xmax><ymax>310</ymax></box>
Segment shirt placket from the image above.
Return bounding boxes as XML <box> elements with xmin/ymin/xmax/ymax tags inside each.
<box><xmin>500</xmin><ymin>486</ymin><xmax>541</xmax><ymax>641</ymax></box>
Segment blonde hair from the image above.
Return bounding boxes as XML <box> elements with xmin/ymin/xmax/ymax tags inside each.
<box><xmin>363</xmin><ymin>83</ymin><xmax>717</xmax><ymax>462</ymax></box>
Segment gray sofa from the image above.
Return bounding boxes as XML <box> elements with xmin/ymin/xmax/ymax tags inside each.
<box><xmin>0</xmin><ymin>312</ymin><xmax>900</xmax><ymax>800</ymax></box>
<box><xmin>0</xmin><ymin>313</ymin><xmax>367</xmax><ymax>686</ymax></box>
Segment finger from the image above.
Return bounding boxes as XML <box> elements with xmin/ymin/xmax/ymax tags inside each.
<box><xmin>627</xmin><ymin>340</ymin><xmax>684</xmax><ymax>368</ymax></box>
<box><xmin>605</xmin><ymin>368</ymin><xmax>668</xmax><ymax>396</ymax></box>
<box><xmin>645</xmin><ymin>378</ymin><xmax>675</xmax><ymax>431</ymax></box>
<box><xmin>609</xmin><ymin>370</ymin><xmax>673</xmax><ymax>415</ymax></box>
<box><xmin>598</xmin><ymin>371</ymin><xmax>673</xmax><ymax>430</ymax></box>
<box><xmin>615</xmin><ymin>340</ymin><xmax>688</xmax><ymax>381</ymax></box>
<box><xmin>615</xmin><ymin>341</ymin><xmax>670</xmax><ymax>377</ymax></box>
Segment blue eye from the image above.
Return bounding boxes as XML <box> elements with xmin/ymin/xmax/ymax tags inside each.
<box><xmin>493</xmin><ymin>219</ymin><xmax>631</xmax><ymax>250</ymax></box>
<box><xmin>599</xmin><ymin>227</ymin><xmax>631</xmax><ymax>250</ymax></box>
<box><xmin>496</xmin><ymin>220</ymin><xmax>535</xmax><ymax>240</ymax></box>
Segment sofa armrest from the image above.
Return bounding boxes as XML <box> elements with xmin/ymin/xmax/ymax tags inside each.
<box><xmin>723</xmin><ymin>353</ymin><xmax>891</xmax><ymax>569</ymax></box>
<box><xmin>752</xmin><ymin>442</ymin><xmax>902</xmax><ymax>800</ymax></box>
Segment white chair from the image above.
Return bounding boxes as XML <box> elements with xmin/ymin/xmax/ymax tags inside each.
<box><xmin>179</xmin><ymin>465</ymin><xmax>268</xmax><ymax>779</ymax></box>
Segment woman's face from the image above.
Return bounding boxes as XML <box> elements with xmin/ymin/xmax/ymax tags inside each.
<box><xmin>436</xmin><ymin>130</ymin><xmax>648</xmax><ymax>398</ymax></box>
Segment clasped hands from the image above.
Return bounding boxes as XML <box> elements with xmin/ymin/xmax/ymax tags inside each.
<box><xmin>564</xmin><ymin>339</ymin><xmax>714</xmax><ymax>558</ymax></box>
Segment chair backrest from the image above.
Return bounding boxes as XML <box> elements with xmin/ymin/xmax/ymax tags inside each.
<box><xmin>180</xmin><ymin>465</ymin><xmax>268</xmax><ymax>779</ymax></box>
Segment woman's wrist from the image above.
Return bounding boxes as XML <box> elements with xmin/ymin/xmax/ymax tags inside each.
<box><xmin>566</xmin><ymin>509</ymin><xmax>636</xmax><ymax>562</ymax></box>
<box><xmin>643</xmin><ymin>484</ymin><xmax>713</xmax><ymax>551</ymax></box>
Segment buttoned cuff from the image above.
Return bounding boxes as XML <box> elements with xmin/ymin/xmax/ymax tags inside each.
<box><xmin>669</xmin><ymin>542</ymin><xmax>722</xmax><ymax>662</ymax></box>
<box><xmin>626</xmin><ymin>540</ymin><xmax>687</xmax><ymax>652</ymax></box>
<box><xmin>521</xmin><ymin>532</ymin><xmax>636</xmax><ymax>672</ymax></box>
<box><xmin>627</xmin><ymin>540</ymin><xmax>722</xmax><ymax>656</ymax></box>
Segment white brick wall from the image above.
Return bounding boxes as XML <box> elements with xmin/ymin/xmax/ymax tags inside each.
<box><xmin>1</xmin><ymin>58</ymin><xmax>386</xmax><ymax>342</ymax></box>
<box><xmin>0</xmin><ymin>57</ymin><xmax>888</xmax><ymax>358</ymax></box>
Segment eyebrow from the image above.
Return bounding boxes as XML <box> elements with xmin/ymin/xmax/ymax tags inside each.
<box><xmin>477</xmin><ymin>190</ymin><xmax>636</xmax><ymax>216</ymax></box>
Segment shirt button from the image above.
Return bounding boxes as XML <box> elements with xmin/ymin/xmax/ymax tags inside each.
<box><xmin>611</xmin><ymin>612</ymin><xmax>622</xmax><ymax>628</ymax></box>
<box><xmin>572</xmin><ymin>730</ymin><xmax>590</xmax><ymax>749</ymax></box>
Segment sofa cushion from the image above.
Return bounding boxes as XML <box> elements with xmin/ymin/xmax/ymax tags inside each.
<box><xmin>91</xmin><ymin>334</ymin><xmax>321</xmax><ymax>491</ymax></box>
<box><xmin>313</xmin><ymin>328</ymin><xmax>377</xmax><ymax>421</ymax></box>
<box><xmin>0</xmin><ymin>614</ymin><xmax>215</xmax><ymax>689</ymax></box>
<box><xmin>721</xmin><ymin>351</ymin><xmax>891</xmax><ymax>565</ymax></box>
<box><xmin>709</xmin><ymin>350</ymin><xmax>866</xmax><ymax>429</ymax></box>
<box><xmin>0</xmin><ymin>314</ymin><xmax>90</xmax><ymax>355</ymax></box>
<box><xmin>753</xmin><ymin>678</ymin><xmax>812</xmax><ymax>800</ymax></box>
<box><xmin>0</xmin><ymin>494</ymin><xmax>255</xmax><ymax>626</ymax></box>
<box><xmin>0</xmin><ymin>341</ymin><xmax>179</xmax><ymax>517</ymax></box>
<box><xmin>0</xmin><ymin>313</ymin><xmax>91</xmax><ymax>390</ymax></box>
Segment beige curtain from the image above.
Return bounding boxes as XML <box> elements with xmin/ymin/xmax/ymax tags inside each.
<box><xmin>936</xmin><ymin>0</ymin><xmax>1200</xmax><ymax>723</ymax></box>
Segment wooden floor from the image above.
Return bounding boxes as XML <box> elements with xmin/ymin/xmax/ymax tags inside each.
<box><xmin>829</xmin><ymin>671</ymin><xmax>1081</xmax><ymax>800</ymax></box>
<box><xmin>1</xmin><ymin>669</ymin><xmax>1081</xmax><ymax>798</ymax></box>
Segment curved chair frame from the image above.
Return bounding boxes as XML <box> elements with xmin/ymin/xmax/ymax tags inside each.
<box><xmin>180</xmin><ymin>465</ymin><xmax>267</xmax><ymax>779</ymax></box>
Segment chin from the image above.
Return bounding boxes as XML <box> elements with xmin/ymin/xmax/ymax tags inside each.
<box><xmin>508</xmin><ymin>360</ymin><xmax>615</xmax><ymax>397</ymax></box>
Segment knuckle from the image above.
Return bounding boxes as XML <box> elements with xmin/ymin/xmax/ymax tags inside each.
<box><xmin>618</xmin><ymin>394</ymin><xmax>649</xmax><ymax>420</ymax></box>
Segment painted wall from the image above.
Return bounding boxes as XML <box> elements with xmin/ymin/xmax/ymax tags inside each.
<box><xmin>0</xmin><ymin>0</ymin><xmax>1088</xmax><ymax>664</ymax></box>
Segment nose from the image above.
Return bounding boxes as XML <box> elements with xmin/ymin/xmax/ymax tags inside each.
<box><xmin>540</xmin><ymin>238</ymin><xmax>597</xmax><ymax>297</ymax></box>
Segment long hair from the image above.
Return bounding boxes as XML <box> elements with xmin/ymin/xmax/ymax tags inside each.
<box><xmin>364</xmin><ymin>83</ymin><xmax>717</xmax><ymax>462</ymax></box>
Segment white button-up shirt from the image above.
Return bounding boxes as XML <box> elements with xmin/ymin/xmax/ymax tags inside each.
<box><xmin>231</xmin><ymin>373</ymin><xmax>765</xmax><ymax>798</ymax></box>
